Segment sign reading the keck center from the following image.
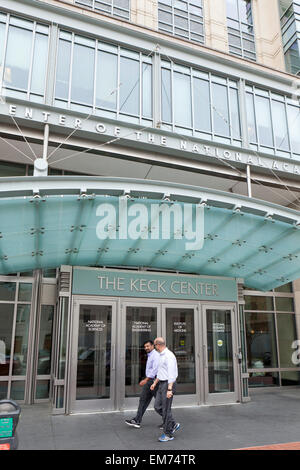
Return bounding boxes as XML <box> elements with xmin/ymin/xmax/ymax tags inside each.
<box><xmin>72</xmin><ymin>268</ymin><xmax>238</xmax><ymax>302</ymax></box>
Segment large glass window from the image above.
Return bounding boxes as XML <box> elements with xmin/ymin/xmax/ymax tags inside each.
<box><xmin>226</xmin><ymin>0</ymin><xmax>256</xmax><ymax>61</ymax></box>
<box><xmin>246</xmin><ymin>85</ymin><xmax>300</xmax><ymax>158</ymax></box>
<box><xmin>244</xmin><ymin>282</ymin><xmax>300</xmax><ymax>388</ymax></box>
<box><xmin>158</xmin><ymin>0</ymin><xmax>204</xmax><ymax>44</ymax></box>
<box><xmin>74</xmin><ymin>0</ymin><xmax>130</xmax><ymax>21</ymax></box>
<box><xmin>245</xmin><ymin>312</ymin><xmax>278</xmax><ymax>369</ymax></box>
<box><xmin>0</xmin><ymin>13</ymin><xmax>49</xmax><ymax>102</ymax></box>
<box><xmin>280</xmin><ymin>1</ymin><xmax>300</xmax><ymax>74</ymax></box>
<box><xmin>55</xmin><ymin>31</ymin><xmax>153</xmax><ymax>124</ymax></box>
<box><xmin>161</xmin><ymin>61</ymin><xmax>241</xmax><ymax>145</ymax></box>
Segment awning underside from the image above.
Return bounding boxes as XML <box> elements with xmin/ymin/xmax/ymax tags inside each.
<box><xmin>0</xmin><ymin>176</ymin><xmax>300</xmax><ymax>291</ymax></box>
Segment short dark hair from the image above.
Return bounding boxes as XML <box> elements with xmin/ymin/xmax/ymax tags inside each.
<box><xmin>143</xmin><ymin>340</ymin><xmax>153</xmax><ymax>347</ymax></box>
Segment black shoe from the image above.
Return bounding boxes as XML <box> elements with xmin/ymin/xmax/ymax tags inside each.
<box><xmin>125</xmin><ymin>419</ymin><xmax>140</xmax><ymax>428</ymax></box>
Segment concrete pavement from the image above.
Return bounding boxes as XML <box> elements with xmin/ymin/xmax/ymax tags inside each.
<box><xmin>14</xmin><ymin>388</ymin><xmax>300</xmax><ymax>450</ymax></box>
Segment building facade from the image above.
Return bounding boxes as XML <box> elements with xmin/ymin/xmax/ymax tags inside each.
<box><xmin>0</xmin><ymin>0</ymin><xmax>300</xmax><ymax>414</ymax></box>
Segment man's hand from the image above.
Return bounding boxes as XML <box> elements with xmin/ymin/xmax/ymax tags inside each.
<box><xmin>150</xmin><ymin>378</ymin><xmax>159</xmax><ymax>391</ymax></box>
<box><xmin>139</xmin><ymin>379</ymin><xmax>148</xmax><ymax>387</ymax></box>
<box><xmin>166</xmin><ymin>390</ymin><xmax>173</xmax><ymax>399</ymax></box>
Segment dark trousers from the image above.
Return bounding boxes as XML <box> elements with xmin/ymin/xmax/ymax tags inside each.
<box><xmin>134</xmin><ymin>379</ymin><xmax>155</xmax><ymax>424</ymax></box>
<box><xmin>154</xmin><ymin>380</ymin><xmax>176</xmax><ymax>437</ymax></box>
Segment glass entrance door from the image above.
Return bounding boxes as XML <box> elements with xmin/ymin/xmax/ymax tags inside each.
<box><xmin>120</xmin><ymin>302</ymin><xmax>160</xmax><ymax>409</ymax></box>
<box><xmin>69</xmin><ymin>300</ymin><xmax>117</xmax><ymax>412</ymax></box>
<box><xmin>202</xmin><ymin>305</ymin><xmax>239</xmax><ymax>404</ymax></box>
<box><xmin>164</xmin><ymin>304</ymin><xmax>198</xmax><ymax>406</ymax></box>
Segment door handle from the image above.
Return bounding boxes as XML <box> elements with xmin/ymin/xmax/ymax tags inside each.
<box><xmin>111</xmin><ymin>344</ymin><xmax>116</xmax><ymax>371</ymax></box>
<box><xmin>203</xmin><ymin>345</ymin><xmax>208</xmax><ymax>368</ymax></box>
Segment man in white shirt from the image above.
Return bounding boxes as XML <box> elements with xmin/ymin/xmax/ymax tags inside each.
<box><xmin>150</xmin><ymin>337</ymin><xmax>180</xmax><ymax>442</ymax></box>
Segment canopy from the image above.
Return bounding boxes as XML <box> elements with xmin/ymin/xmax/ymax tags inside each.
<box><xmin>0</xmin><ymin>176</ymin><xmax>299</xmax><ymax>291</ymax></box>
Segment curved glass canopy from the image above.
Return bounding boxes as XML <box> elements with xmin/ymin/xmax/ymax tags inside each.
<box><xmin>0</xmin><ymin>176</ymin><xmax>299</xmax><ymax>291</ymax></box>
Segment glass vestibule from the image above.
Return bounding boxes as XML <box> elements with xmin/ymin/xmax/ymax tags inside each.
<box><xmin>69</xmin><ymin>297</ymin><xmax>240</xmax><ymax>413</ymax></box>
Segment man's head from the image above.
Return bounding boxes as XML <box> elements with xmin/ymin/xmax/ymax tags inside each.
<box><xmin>154</xmin><ymin>337</ymin><xmax>166</xmax><ymax>353</ymax></box>
<box><xmin>143</xmin><ymin>340</ymin><xmax>154</xmax><ymax>354</ymax></box>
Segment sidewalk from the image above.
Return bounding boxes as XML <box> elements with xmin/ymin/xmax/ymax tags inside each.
<box><xmin>15</xmin><ymin>388</ymin><xmax>300</xmax><ymax>450</ymax></box>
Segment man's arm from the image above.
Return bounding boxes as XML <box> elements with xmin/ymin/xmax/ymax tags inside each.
<box><xmin>150</xmin><ymin>378</ymin><xmax>159</xmax><ymax>390</ymax></box>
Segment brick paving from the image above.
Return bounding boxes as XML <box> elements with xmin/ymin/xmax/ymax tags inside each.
<box><xmin>236</xmin><ymin>441</ymin><xmax>300</xmax><ymax>450</ymax></box>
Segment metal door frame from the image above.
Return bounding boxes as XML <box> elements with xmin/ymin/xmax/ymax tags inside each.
<box><xmin>69</xmin><ymin>296</ymin><xmax>118</xmax><ymax>413</ymax></box>
<box><xmin>120</xmin><ymin>299</ymin><xmax>162</xmax><ymax>411</ymax></box>
<box><xmin>201</xmin><ymin>302</ymin><xmax>240</xmax><ymax>405</ymax></box>
<box><xmin>161</xmin><ymin>302</ymin><xmax>200</xmax><ymax>407</ymax></box>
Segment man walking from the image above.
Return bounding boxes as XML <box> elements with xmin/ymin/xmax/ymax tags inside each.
<box><xmin>125</xmin><ymin>340</ymin><xmax>160</xmax><ymax>429</ymax></box>
<box><xmin>150</xmin><ymin>337</ymin><xmax>180</xmax><ymax>442</ymax></box>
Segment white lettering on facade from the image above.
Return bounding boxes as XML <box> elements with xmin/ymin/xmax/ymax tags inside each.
<box><xmin>3</xmin><ymin>103</ymin><xmax>300</xmax><ymax>176</ymax></box>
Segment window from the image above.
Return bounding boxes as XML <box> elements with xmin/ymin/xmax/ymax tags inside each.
<box><xmin>158</xmin><ymin>0</ymin><xmax>204</xmax><ymax>44</ymax></box>
<box><xmin>226</xmin><ymin>0</ymin><xmax>256</xmax><ymax>61</ymax></box>
<box><xmin>55</xmin><ymin>31</ymin><xmax>153</xmax><ymax>124</ymax></box>
<box><xmin>161</xmin><ymin>60</ymin><xmax>241</xmax><ymax>145</ymax></box>
<box><xmin>0</xmin><ymin>277</ymin><xmax>33</xmax><ymax>400</ymax></box>
<box><xmin>280</xmin><ymin>1</ymin><xmax>300</xmax><ymax>74</ymax></box>
<box><xmin>0</xmin><ymin>13</ymin><xmax>49</xmax><ymax>102</ymax></box>
<box><xmin>246</xmin><ymin>84</ymin><xmax>300</xmax><ymax>158</ymax></box>
<box><xmin>244</xmin><ymin>283</ymin><xmax>300</xmax><ymax>388</ymax></box>
<box><xmin>74</xmin><ymin>0</ymin><xmax>130</xmax><ymax>21</ymax></box>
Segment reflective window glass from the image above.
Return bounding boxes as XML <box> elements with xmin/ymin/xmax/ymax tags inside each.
<box><xmin>125</xmin><ymin>306</ymin><xmax>157</xmax><ymax>397</ymax></box>
<box><xmin>284</xmin><ymin>40</ymin><xmax>300</xmax><ymax>75</ymax></box>
<box><xmin>193</xmin><ymin>77</ymin><xmax>211</xmax><ymax>132</ymax></box>
<box><xmin>0</xmin><ymin>282</ymin><xmax>16</xmax><ymax>301</ymax></box>
<box><xmin>166</xmin><ymin>308</ymin><xmax>196</xmax><ymax>395</ymax></box>
<box><xmin>212</xmin><ymin>83</ymin><xmax>230</xmax><ymax>136</ymax></box>
<box><xmin>174</xmin><ymin>72</ymin><xmax>192</xmax><ymax>127</ymax></box>
<box><xmin>37</xmin><ymin>306</ymin><xmax>54</xmax><ymax>375</ymax></box>
<box><xmin>245</xmin><ymin>295</ymin><xmax>274</xmax><ymax>310</ymax></box>
<box><xmin>206</xmin><ymin>309</ymin><xmax>234</xmax><ymax>393</ymax></box>
<box><xmin>119</xmin><ymin>57</ymin><xmax>140</xmax><ymax>115</ymax></box>
<box><xmin>71</xmin><ymin>43</ymin><xmax>94</xmax><ymax>104</ymax></box>
<box><xmin>18</xmin><ymin>283</ymin><xmax>32</xmax><ymax>302</ymax></box>
<box><xmin>10</xmin><ymin>381</ymin><xmax>25</xmax><ymax>400</ymax></box>
<box><xmin>245</xmin><ymin>312</ymin><xmax>278</xmax><ymax>369</ymax></box>
<box><xmin>0</xmin><ymin>304</ymin><xmax>14</xmax><ymax>377</ymax></box>
<box><xmin>287</xmin><ymin>105</ymin><xmax>300</xmax><ymax>154</ymax></box>
<box><xmin>76</xmin><ymin>304</ymin><xmax>112</xmax><ymax>400</ymax></box>
<box><xmin>277</xmin><ymin>313</ymin><xmax>298</xmax><ymax>368</ymax></box>
<box><xmin>246</xmin><ymin>93</ymin><xmax>257</xmax><ymax>142</ymax></box>
<box><xmin>272</xmin><ymin>100</ymin><xmax>290</xmax><ymax>150</ymax></box>
<box><xmin>4</xmin><ymin>25</ymin><xmax>32</xmax><ymax>90</ymax></box>
<box><xmin>12</xmin><ymin>305</ymin><xmax>31</xmax><ymax>376</ymax></box>
<box><xmin>229</xmin><ymin>87</ymin><xmax>241</xmax><ymax>138</ymax></box>
<box><xmin>0</xmin><ymin>22</ymin><xmax>6</xmax><ymax>70</ymax></box>
<box><xmin>255</xmin><ymin>95</ymin><xmax>273</xmax><ymax>147</ymax></box>
<box><xmin>96</xmin><ymin>50</ymin><xmax>118</xmax><ymax>110</ymax></box>
<box><xmin>161</xmin><ymin>68</ymin><xmax>172</xmax><ymax>122</ymax></box>
<box><xmin>158</xmin><ymin>0</ymin><xmax>204</xmax><ymax>44</ymax></box>
<box><xmin>0</xmin><ymin>162</ymin><xmax>26</xmax><ymax>177</ymax></box>
<box><xmin>275</xmin><ymin>282</ymin><xmax>293</xmax><ymax>293</ymax></box>
<box><xmin>281</xmin><ymin>371</ymin><xmax>300</xmax><ymax>386</ymax></box>
<box><xmin>1</xmin><ymin>16</ymin><xmax>49</xmax><ymax>99</ymax></box>
<box><xmin>31</xmin><ymin>33</ymin><xmax>48</xmax><ymax>96</ymax></box>
<box><xmin>142</xmin><ymin>63</ymin><xmax>152</xmax><ymax>118</ymax></box>
<box><xmin>275</xmin><ymin>297</ymin><xmax>294</xmax><ymax>312</ymax></box>
<box><xmin>55</xmin><ymin>39</ymin><xmax>72</xmax><ymax>100</ymax></box>
<box><xmin>249</xmin><ymin>371</ymin><xmax>279</xmax><ymax>387</ymax></box>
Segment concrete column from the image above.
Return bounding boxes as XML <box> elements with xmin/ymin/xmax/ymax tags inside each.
<box><xmin>252</xmin><ymin>0</ymin><xmax>285</xmax><ymax>71</ymax></box>
<box><xmin>131</xmin><ymin>0</ymin><xmax>158</xmax><ymax>30</ymax></box>
<box><xmin>203</xmin><ymin>0</ymin><xmax>229</xmax><ymax>53</ymax></box>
